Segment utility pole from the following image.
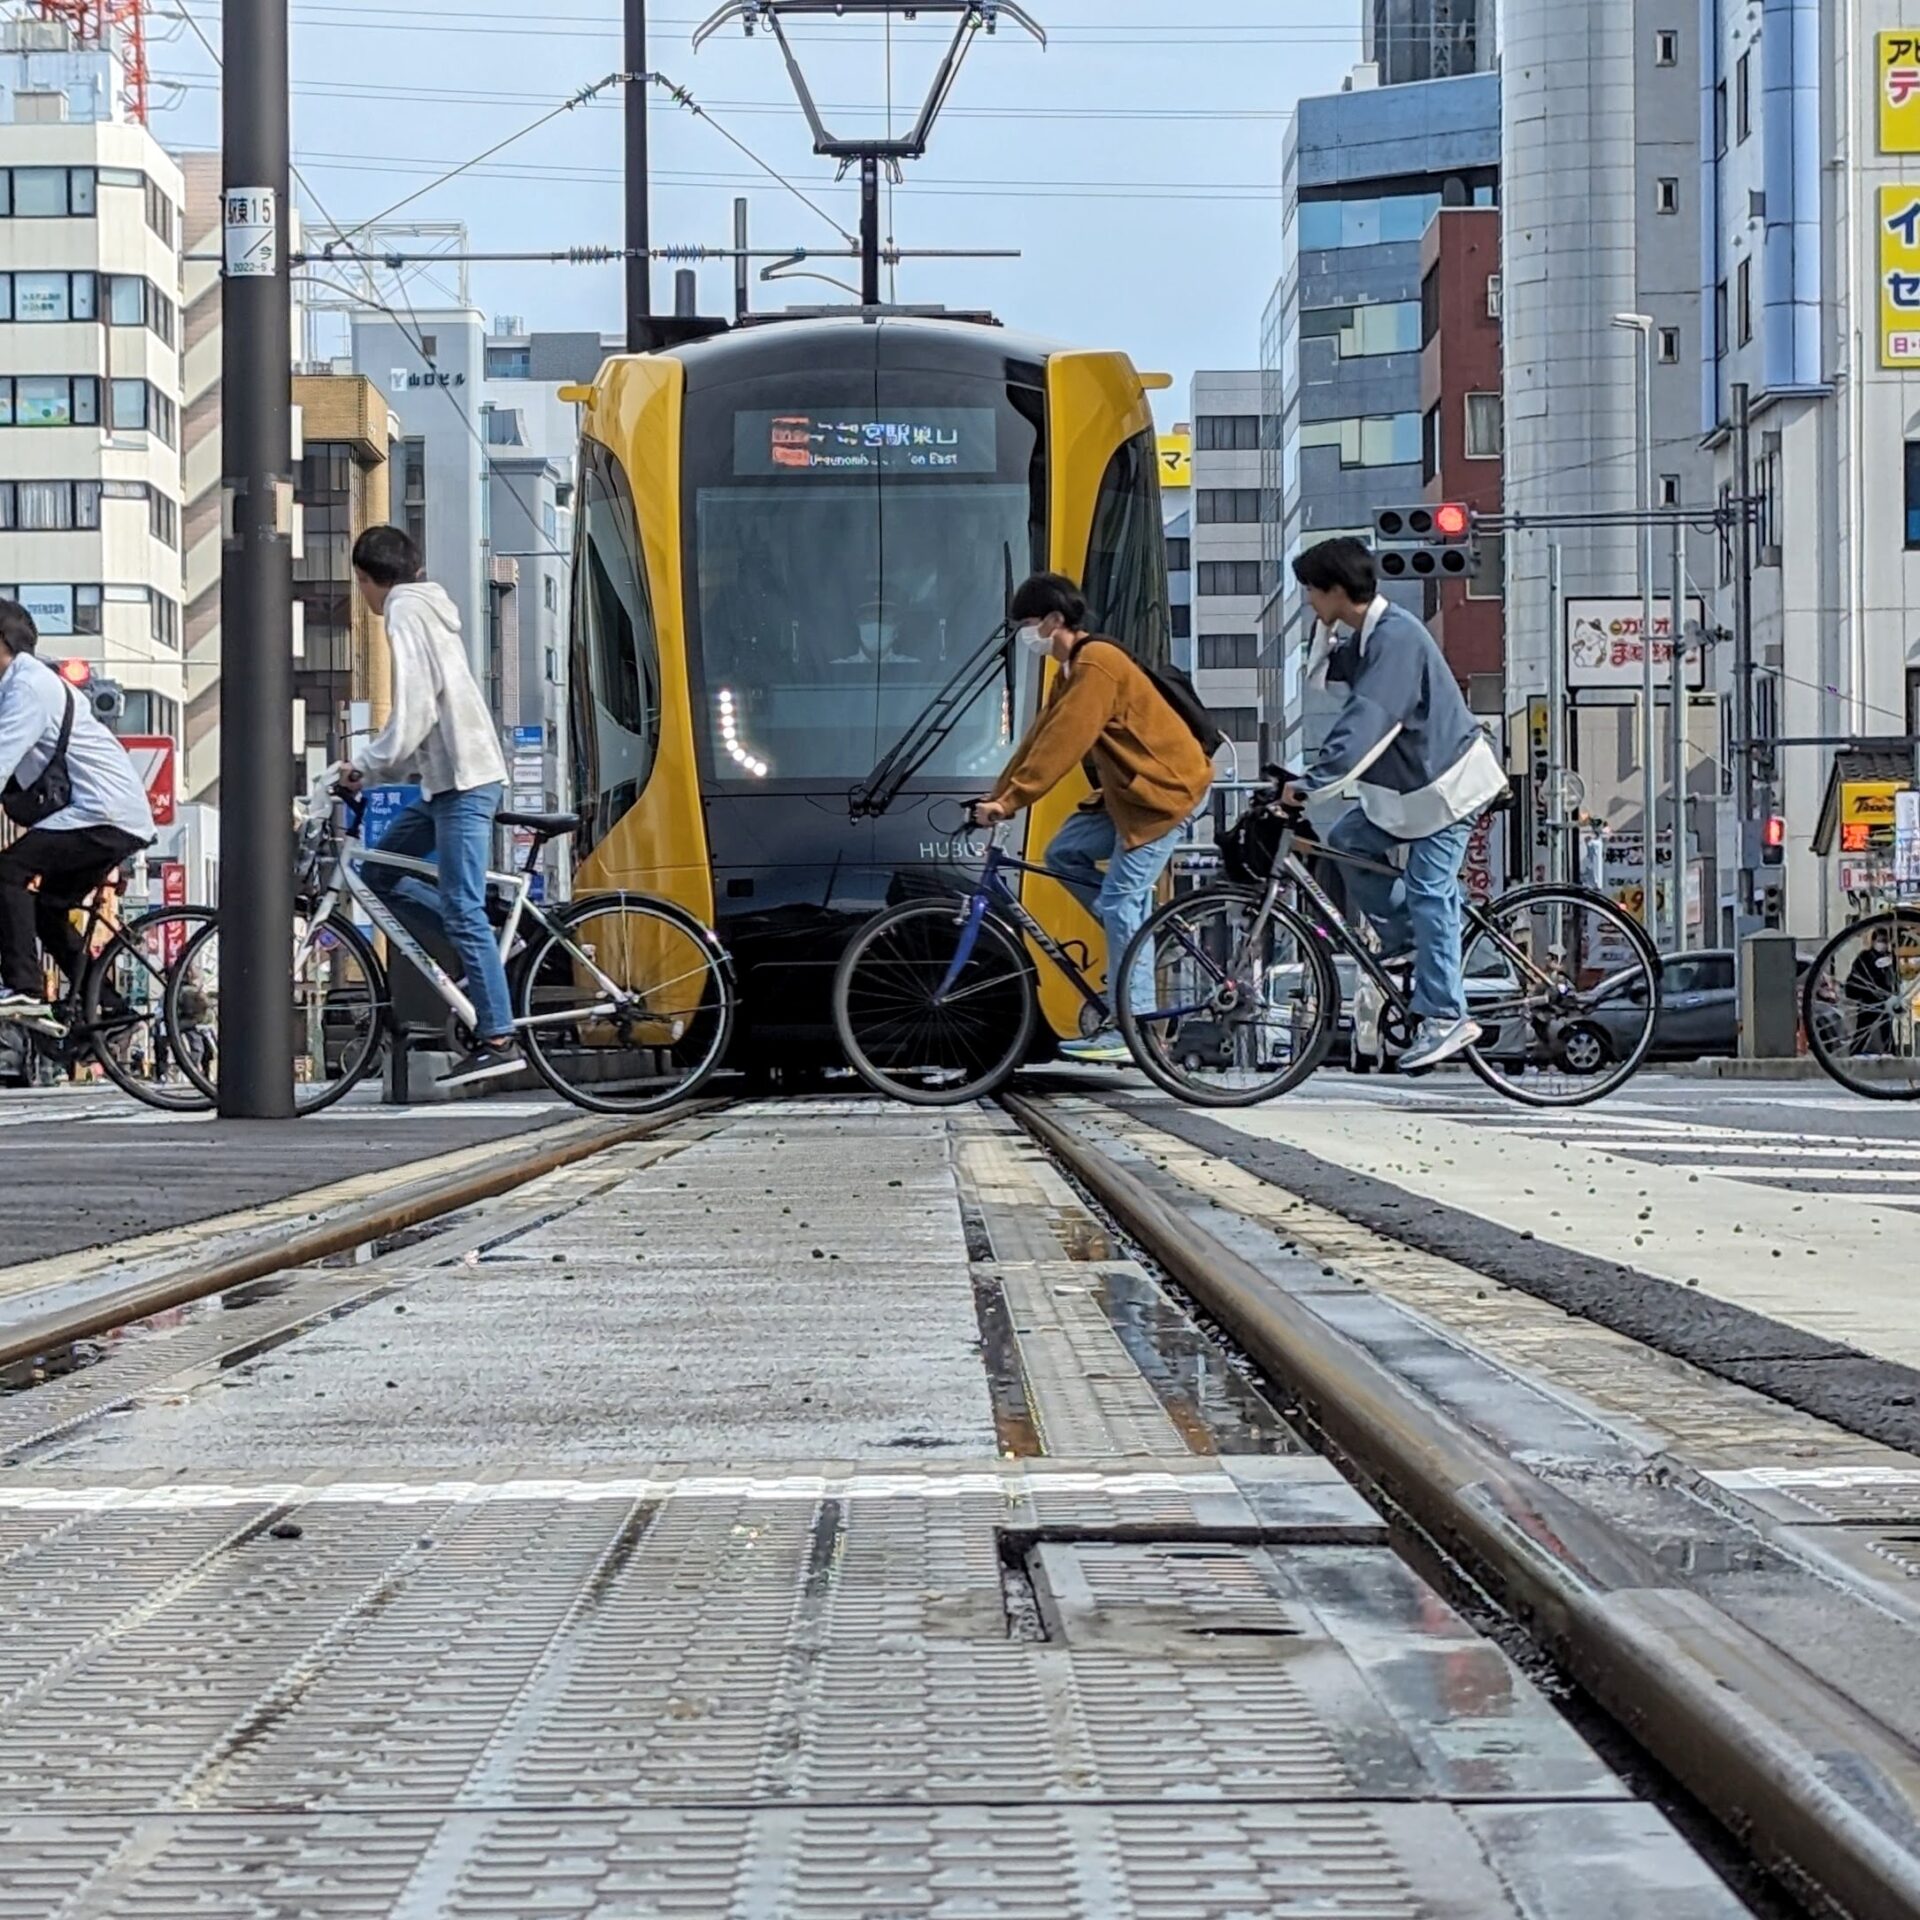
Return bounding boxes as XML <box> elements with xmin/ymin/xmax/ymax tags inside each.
<box><xmin>1546</xmin><ymin>540</ymin><xmax>1566</xmax><ymax>885</ymax></box>
<box><xmin>1731</xmin><ymin>381</ymin><xmax>1756</xmax><ymax>918</ymax></box>
<box><xmin>1635</xmin><ymin>338</ymin><xmax>1660</xmax><ymax>948</ymax></box>
<box><xmin>1669</xmin><ymin>516</ymin><xmax>1688</xmax><ymax>954</ymax></box>
<box><xmin>625</xmin><ymin>0</ymin><xmax>651</xmax><ymax>345</ymax></box>
<box><xmin>733</xmin><ymin>197</ymin><xmax>750</xmax><ymax>322</ymax></box>
<box><xmin>217</xmin><ymin>0</ymin><xmax>295</xmax><ymax>1118</ymax></box>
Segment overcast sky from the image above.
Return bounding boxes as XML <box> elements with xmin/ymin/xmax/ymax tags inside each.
<box><xmin>154</xmin><ymin>0</ymin><xmax>1361</xmax><ymax>421</ymax></box>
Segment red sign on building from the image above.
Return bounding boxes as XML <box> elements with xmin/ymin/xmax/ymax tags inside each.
<box><xmin>121</xmin><ymin>736</ymin><xmax>176</xmax><ymax>827</ymax></box>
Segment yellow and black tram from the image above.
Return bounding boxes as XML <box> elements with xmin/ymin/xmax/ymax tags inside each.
<box><xmin>564</xmin><ymin>312</ymin><xmax>1172</xmax><ymax>1071</ymax></box>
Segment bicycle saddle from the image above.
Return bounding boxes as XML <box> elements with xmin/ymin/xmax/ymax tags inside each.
<box><xmin>497</xmin><ymin>810</ymin><xmax>580</xmax><ymax>840</ymax></box>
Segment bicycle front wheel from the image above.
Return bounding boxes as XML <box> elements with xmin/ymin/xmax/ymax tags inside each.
<box><xmin>1803</xmin><ymin>909</ymin><xmax>1920</xmax><ymax>1100</ymax></box>
<box><xmin>1462</xmin><ymin>883</ymin><xmax>1660</xmax><ymax>1107</ymax></box>
<box><xmin>164</xmin><ymin>911</ymin><xmax>389</xmax><ymax>1116</ymax></box>
<box><xmin>833</xmin><ymin>899</ymin><xmax>1037</xmax><ymax>1105</ymax></box>
<box><xmin>516</xmin><ymin>894</ymin><xmax>734</xmax><ymax>1114</ymax></box>
<box><xmin>82</xmin><ymin>904</ymin><xmax>219</xmax><ymax>1112</ymax></box>
<box><xmin>1115</xmin><ymin>886</ymin><xmax>1337</xmax><ymax>1106</ymax></box>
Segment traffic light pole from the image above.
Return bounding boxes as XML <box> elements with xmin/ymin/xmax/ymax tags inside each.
<box><xmin>217</xmin><ymin>0</ymin><xmax>295</xmax><ymax>1118</ymax></box>
<box><xmin>625</xmin><ymin>0</ymin><xmax>651</xmax><ymax>345</ymax></box>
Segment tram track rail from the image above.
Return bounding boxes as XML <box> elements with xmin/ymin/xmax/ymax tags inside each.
<box><xmin>1007</xmin><ymin>1089</ymin><xmax>1920</xmax><ymax>1920</ymax></box>
<box><xmin>0</xmin><ymin>1104</ymin><xmax>722</xmax><ymax>1378</ymax></box>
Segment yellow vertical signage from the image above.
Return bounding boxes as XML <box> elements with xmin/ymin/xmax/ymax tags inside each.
<box><xmin>1156</xmin><ymin>432</ymin><xmax>1191</xmax><ymax>490</ymax></box>
<box><xmin>1880</xmin><ymin>185</ymin><xmax>1920</xmax><ymax>367</ymax></box>
<box><xmin>1881</xmin><ymin>32</ymin><xmax>1920</xmax><ymax>152</ymax></box>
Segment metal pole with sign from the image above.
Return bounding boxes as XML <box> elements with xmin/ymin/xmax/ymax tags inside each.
<box><xmin>1669</xmin><ymin>516</ymin><xmax>1688</xmax><ymax>954</ymax></box>
<box><xmin>1636</xmin><ymin>338</ymin><xmax>1660</xmax><ymax>949</ymax></box>
<box><xmin>217</xmin><ymin>0</ymin><xmax>295</xmax><ymax>1118</ymax></box>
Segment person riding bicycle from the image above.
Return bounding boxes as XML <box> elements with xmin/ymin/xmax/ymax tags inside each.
<box><xmin>1285</xmin><ymin>537</ymin><xmax>1505</xmax><ymax>1074</ymax></box>
<box><xmin>970</xmin><ymin>571</ymin><xmax>1214</xmax><ymax>1062</ymax></box>
<box><xmin>342</xmin><ymin>525</ymin><xmax>518</xmax><ymax>1089</ymax></box>
<box><xmin>0</xmin><ymin>599</ymin><xmax>154</xmax><ymax>1030</ymax></box>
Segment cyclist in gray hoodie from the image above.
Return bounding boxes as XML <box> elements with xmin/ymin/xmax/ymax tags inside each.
<box><xmin>1286</xmin><ymin>536</ymin><xmax>1506</xmax><ymax>1072</ymax></box>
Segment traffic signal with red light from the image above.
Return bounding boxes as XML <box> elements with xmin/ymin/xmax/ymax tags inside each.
<box><xmin>56</xmin><ymin>657</ymin><xmax>92</xmax><ymax>687</ymax></box>
<box><xmin>1762</xmin><ymin>815</ymin><xmax>1786</xmax><ymax>866</ymax></box>
<box><xmin>1372</xmin><ymin>503</ymin><xmax>1475</xmax><ymax>580</ymax></box>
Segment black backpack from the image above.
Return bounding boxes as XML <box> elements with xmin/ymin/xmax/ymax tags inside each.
<box><xmin>1071</xmin><ymin>637</ymin><xmax>1227</xmax><ymax>758</ymax></box>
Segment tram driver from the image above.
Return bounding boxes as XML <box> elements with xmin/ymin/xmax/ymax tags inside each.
<box><xmin>970</xmin><ymin>571</ymin><xmax>1214</xmax><ymax>1063</ymax></box>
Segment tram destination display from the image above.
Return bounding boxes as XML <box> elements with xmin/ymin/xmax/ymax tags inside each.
<box><xmin>735</xmin><ymin>408</ymin><xmax>999</xmax><ymax>476</ymax></box>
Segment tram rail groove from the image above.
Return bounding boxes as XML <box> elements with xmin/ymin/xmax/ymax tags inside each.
<box><xmin>0</xmin><ymin>1104</ymin><xmax>714</xmax><ymax>1375</ymax></box>
<box><xmin>1006</xmin><ymin>1091</ymin><xmax>1920</xmax><ymax>1920</ymax></box>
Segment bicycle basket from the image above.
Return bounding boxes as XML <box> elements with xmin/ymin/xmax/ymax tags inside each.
<box><xmin>1219</xmin><ymin>802</ymin><xmax>1288</xmax><ymax>886</ymax></box>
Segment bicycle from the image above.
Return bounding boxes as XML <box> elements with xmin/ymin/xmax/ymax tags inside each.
<box><xmin>163</xmin><ymin>774</ymin><xmax>736</xmax><ymax>1116</ymax></box>
<box><xmin>0</xmin><ymin>877</ymin><xmax>217</xmax><ymax>1111</ymax></box>
<box><xmin>833</xmin><ymin>801</ymin><xmax>1132</xmax><ymax>1105</ymax></box>
<box><xmin>1114</xmin><ymin>776</ymin><xmax>1664</xmax><ymax>1109</ymax></box>
<box><xmin>1800</xmin><ymin>908</ymin><xmax>1920</xmax><ymax>1100</ymax></box>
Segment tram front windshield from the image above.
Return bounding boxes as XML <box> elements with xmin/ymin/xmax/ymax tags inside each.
<box><xmin>689</xmin><ymin>384</ymin><xmax>1043</xmax><ymax>788</ymax></box>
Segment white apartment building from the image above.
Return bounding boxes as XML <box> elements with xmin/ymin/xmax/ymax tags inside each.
<box><xmin>0</xmin><ymin>19</ymin><xmax>182</xmax><ymax>741</ymax></box>
<box><xmin>1188</xmin><ymin>370</ymin><xmax>1266</xmax><ymax>781</ymax></box>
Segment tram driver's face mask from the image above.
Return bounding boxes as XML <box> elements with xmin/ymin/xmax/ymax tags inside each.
<box><xmin>857</xmin><ymin>621</ymin><xmax>896</xmax><ymax>658</ymax></box>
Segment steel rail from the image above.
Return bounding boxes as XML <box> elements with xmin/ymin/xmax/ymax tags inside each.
<box><xmin>1007</xmin><ymin>1091</ymin><xmax>1920</xmax><ymax>1920</ymax></box>
<box><xmin>0</xmin><ymin>1106</ymin><xmax>715</xmax><ymax>1375</ymax></box>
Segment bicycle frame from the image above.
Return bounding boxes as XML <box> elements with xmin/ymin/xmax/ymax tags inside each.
<box><xmin>935</xmin><ymin>826</ymin><xmax>1110</xmax><ymax>1022</ymax></box>
<box><xmin>306</xmin><ymin>802</ymin><xmax>635</xmax><ymax>1039</ymax></box>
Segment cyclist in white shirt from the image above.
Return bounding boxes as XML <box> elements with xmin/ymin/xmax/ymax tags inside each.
<box><xmin>0</xmin><ymin>599</ymin><xmax>154</xmax><ymax>1024</ymax></box>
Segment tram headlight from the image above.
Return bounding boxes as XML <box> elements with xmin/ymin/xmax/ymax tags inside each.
<box><xmin>716</xmin><ymin>688</ymin><xmax>770</xmax><ymax>779</ymax></box>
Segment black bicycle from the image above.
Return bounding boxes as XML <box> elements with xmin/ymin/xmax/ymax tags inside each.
<box><xmin>1800</xmin><ymin>908</ymin><xmax>1920</xmax><ymax>1100</ymax></box>
<box><xmin>1113</xmin><ymin>776</ymin><xmax>1664</xmax><ymax>1109</ymax></box>
<box><xmin>1</xmin><ymin>882</ymin><xmax>217</xmax><ymax>1111</ymax></box>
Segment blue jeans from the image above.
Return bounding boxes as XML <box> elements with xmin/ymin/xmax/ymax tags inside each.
<box><xmin>1326</xmin><ymin>807</ymin><xmax>1474</xmax><ymax>1023</ymax></box>
<box><xmin>1044</xmin><ymin>807</ymin><xmax>1182</xmax><ymax>1018</ymax></box>
<box><xmin>367</xmin><ymin>783</ymin><xmax>514</xmax><ymax>1042</ymax></box>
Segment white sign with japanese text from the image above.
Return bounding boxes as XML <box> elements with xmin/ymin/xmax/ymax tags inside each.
<box><xmin>223</xmin><ymin>188</ymin><xmax>277</xmax><ymax>279</ymax></box>
<box><xmin>1565</xmin><ymin>597</ymin><xmax>1708</xmax><ymax>693</ymax></box>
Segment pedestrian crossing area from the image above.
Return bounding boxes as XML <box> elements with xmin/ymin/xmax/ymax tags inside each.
<box><xmin>1301</xmin><ymin>1080</ymin><xmax>1920</xmax><ymax>1213</ymax></box>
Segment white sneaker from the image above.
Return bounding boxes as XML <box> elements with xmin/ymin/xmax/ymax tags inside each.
<box><xmin>0</xmin><ymin>992</ymin><xmax>48</xmax><ymax>1022</ymax></box>
<box><xmin>1400</xmin><ymin>1015</ymin><xmax>1482</xmax><ymax>1073</ymax></box>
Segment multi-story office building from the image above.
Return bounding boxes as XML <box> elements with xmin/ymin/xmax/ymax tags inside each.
<box><xmin>1365</xmin><ymin>0</ymin><xmax>1496</xmax><ymax>86</ymax></box>
<box><xmin>1699</xmin><ymin>0</ymin><xmax>1920</xmax><ymax>940</ymax></box>
<box><xmin>1188</xmin><ymin>371</ymin><xmax>1265</xmax><ymax>773</ymax></box>
<box><xmin>1502</xmin><ymin>0</ymin><xmax>1714</xmax><ymax>939</ymax></box>
<box><xmin>1262</xmin><ymin>64</ymin><xmax>1501</xmax><ymax>758</ymax></box>
<box><xmin>0</xmin><ymin>18</ymin><xmax>182</xmax><ymax>742</ymax></box>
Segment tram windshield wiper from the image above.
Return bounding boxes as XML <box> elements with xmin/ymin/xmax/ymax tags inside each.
<box><xmin>849</xmin><ymin>618</ymin><xmax>1015</xmax><ymax>820</ymax></box>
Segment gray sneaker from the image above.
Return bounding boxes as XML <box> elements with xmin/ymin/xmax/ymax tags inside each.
<box><xmin>1400</xmin><ymin>1015</ymin><xmax>1482</xmax><ymax>1073</ymax></box>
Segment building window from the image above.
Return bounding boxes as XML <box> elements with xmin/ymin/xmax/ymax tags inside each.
<box><xmin>0</xmin><ymin>375</ymin><xmax>100</xmax><ymax>427</ymax></box>
<box><xmin>143</xmin><ymin>177</ymin><xmax>172</xmax><ymax>243</ymax></box>
<box><xmin>0</xmin><ymin>271</ymin><xmax>97</xmax><ymax>321</ymax></box>
<box><xmin>1660</xmin><ymin>473</ymin><xmax>1681</xmax><ymax>509</ymax></box>
<box><xmin>1298</xmin><ymin>188</ymin><xmax>1455</xmax><ymax>252</ymax></box>
<box><xmin>1165</xmin><ymin>536</ymin><xmax>1190</xmax><ymax>572</ymax></box>
<box><xmin>1464</xmin><ymin>392</ymin><xmax>1502</xmax><ymax>459</ymax></box>
<box><xmin>1297</xmin><ymin>412</ymin><xmax>1423</xmax><ymax>469</ymax></box>
<box><xmin>1655</xmin><ymin>28</ymin><xmax>1679</xmax><ymax>65</ymax></box>
<box><xmin>1422</xmin><ymin>402</ymin><xmax>1441</xmax><ymax>483</ymax></box>
<box><xmin>1655</xmin><ymin>176</ymin><xmax>1680</xmax><ymax>215</ymax></box>
<box><xmin>1736</xmin><ymin>51</ymin><xmax>1752</xmax><ymax>143</ymax></box>
<box><xmin>0</xmin><ymin>584</ymin><xmax>103</xmax><ymax>636</ymax></box>
<box><xmin>1658</xmin><ymin>326</ymin><xmax>1681</xmax><ymax>364</ymax></box>
<box><xmin>546</xmin><ymin>646</ymin><xmax>560</xmax><ymax>683</ymax></box>
<box><xmin>399</xmin><ymin>438</ymin><xmax>427</xmax><ymax>559</ymax></box>
<box><xmin>1736</xmin><ymin>257</ymin><xmax>1753</xmax><ymax>345</ymax></box>
<box><xmin>418</xmin><ymin>333</ymin><xmax>438</xmax><ymax>361</ymax></box>
<box><xmin>544</xmin><ymin>572</ymin><xmax>559</xmax><ymax>613</ymax></box>
<box><xmin>1194</xmin><ymin>414</ymin><xmax>1259</xmax><ymax>452</ymax></box>
<box><xmin>1905</xmin><ymin>442</ymin><xmax>1920</xmax><ymax>548</ymax></box>
<box><xmin>0</xmin><ymin>479</ymin><xmax>107</xmax><ymax>530</ymax></box>
<box><xmin>1421</xmin><ymin>264</ymin><xmax>1441</xmax><ymax>345</ymax></box>
<box><xmin>1214</xmin><ymin>706</ymin><xmax>1258</xmax><ymax>742</ymax></box>
<box><xmin>486</xmin><ymin>344</ymin><xmax>532</xmax><ymax>379</ymax></box>
<box><xmin>1170</xmin><ymin>602</ymin><xmax>1191</xmax><ymax>640</ymax></box>
<box><xmin>1486</xmin><ymin>273</ymin><xmax>1502</xmax><ymax>320</ymax></box>
<box><xmin>151</xmin><ymin>592</ymin><xmax>179</xmax><ymax>649</ymax></box>
<box><xmin>1304</xmin><ymin>298</ymin><xmax>1422</xmax><ymax>359</ymax></box>
<box><xmin>1198</xmin><ymin>633</ymin><xmax>1259</xmax><ymax>671</ymax></box>
<box><xmin>1</xmin><ymin>166</ymin><xmax>96</xmax><ymax>218</ymax></box>
<box><xmin>1196</xmin><ymin>487</ymin><xmax>1260</xmax><ymax>524</ymax></box>
<box><xmin>1197</xmin><ymin>560</ymin><xmax>1263</xmax><ymax>597</ymax></box>
<box><xmin>483</xmin><ymin>406</ymin><xmax>525</xmax><ymax>447</ymax></box>
<box><xmin>106</xmin><ymin>275</ymin><xmax>146</xmax><ymax>326</ymax></box>
<box><xmin>1714</xmin><ymin>281</ymin><xmax>1729</xmax><ymax>355</ymax></box>
<box><xmin>1714</xmin><ymin>80</ymin><xmax>1729</xmax><ymax>156</ymax></box>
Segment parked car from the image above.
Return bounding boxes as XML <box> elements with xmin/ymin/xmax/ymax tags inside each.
<box><xmin>1589</xmin><ymin>948</ymin><xmax>1738</xmax><ymax>1063</ymax></box>
<box><xmin>1348</xmin><ymin>948</ymin><xmax>1531</xmax><ymax>1073</ymax></box>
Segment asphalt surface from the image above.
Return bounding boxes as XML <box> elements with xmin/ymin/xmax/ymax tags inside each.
<box><xmin>0</xmin><ymin>1087</ymin><xmax>577</xmax><ymax>1265</ymax></box>
<box><xmin>1079</xmin><ymin>1069</ymin><xmax>1920</xmax><ymax>1453</ymax></box>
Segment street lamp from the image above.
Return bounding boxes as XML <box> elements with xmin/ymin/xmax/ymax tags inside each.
<box><xmin>1612</xmin><ymin>311</ymin><xmax>1659</xmax><ymax>949</ymax></box>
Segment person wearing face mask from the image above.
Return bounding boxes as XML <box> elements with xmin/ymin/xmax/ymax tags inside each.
<box><xmin>1285</xmin><ymin>536</ymin><xmax>1506</xmax><ymax>1074</ymax></box>
<box><xmin>835</xmin><ymin>597</ymin><xmax>918</xmax><ymax>666</ymax></box>
<box><xmin>971</xmin><ymin>571</ymin><xmax>1214</xmax><ymax>1061</ymax></box>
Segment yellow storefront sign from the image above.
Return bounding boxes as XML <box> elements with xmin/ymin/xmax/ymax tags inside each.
<box><xmin>1879</xmin><ymin>185</ymin><xmax>1920</xmax><ymax>366</ymax></box>
<box><xmin>1882</xmin><ymin>32</ymin><xmax>1920</xmax><ymax>152</ymax></box>
<box><xmin>1157</xmin><ymin>432</ymin><xmax>1191</xmax><ymax>490</ymax></box>
<box><xmin>1840</xmin><ymin>780</ymin><xmax>1906</xmax><ymax>854</ymax></box>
